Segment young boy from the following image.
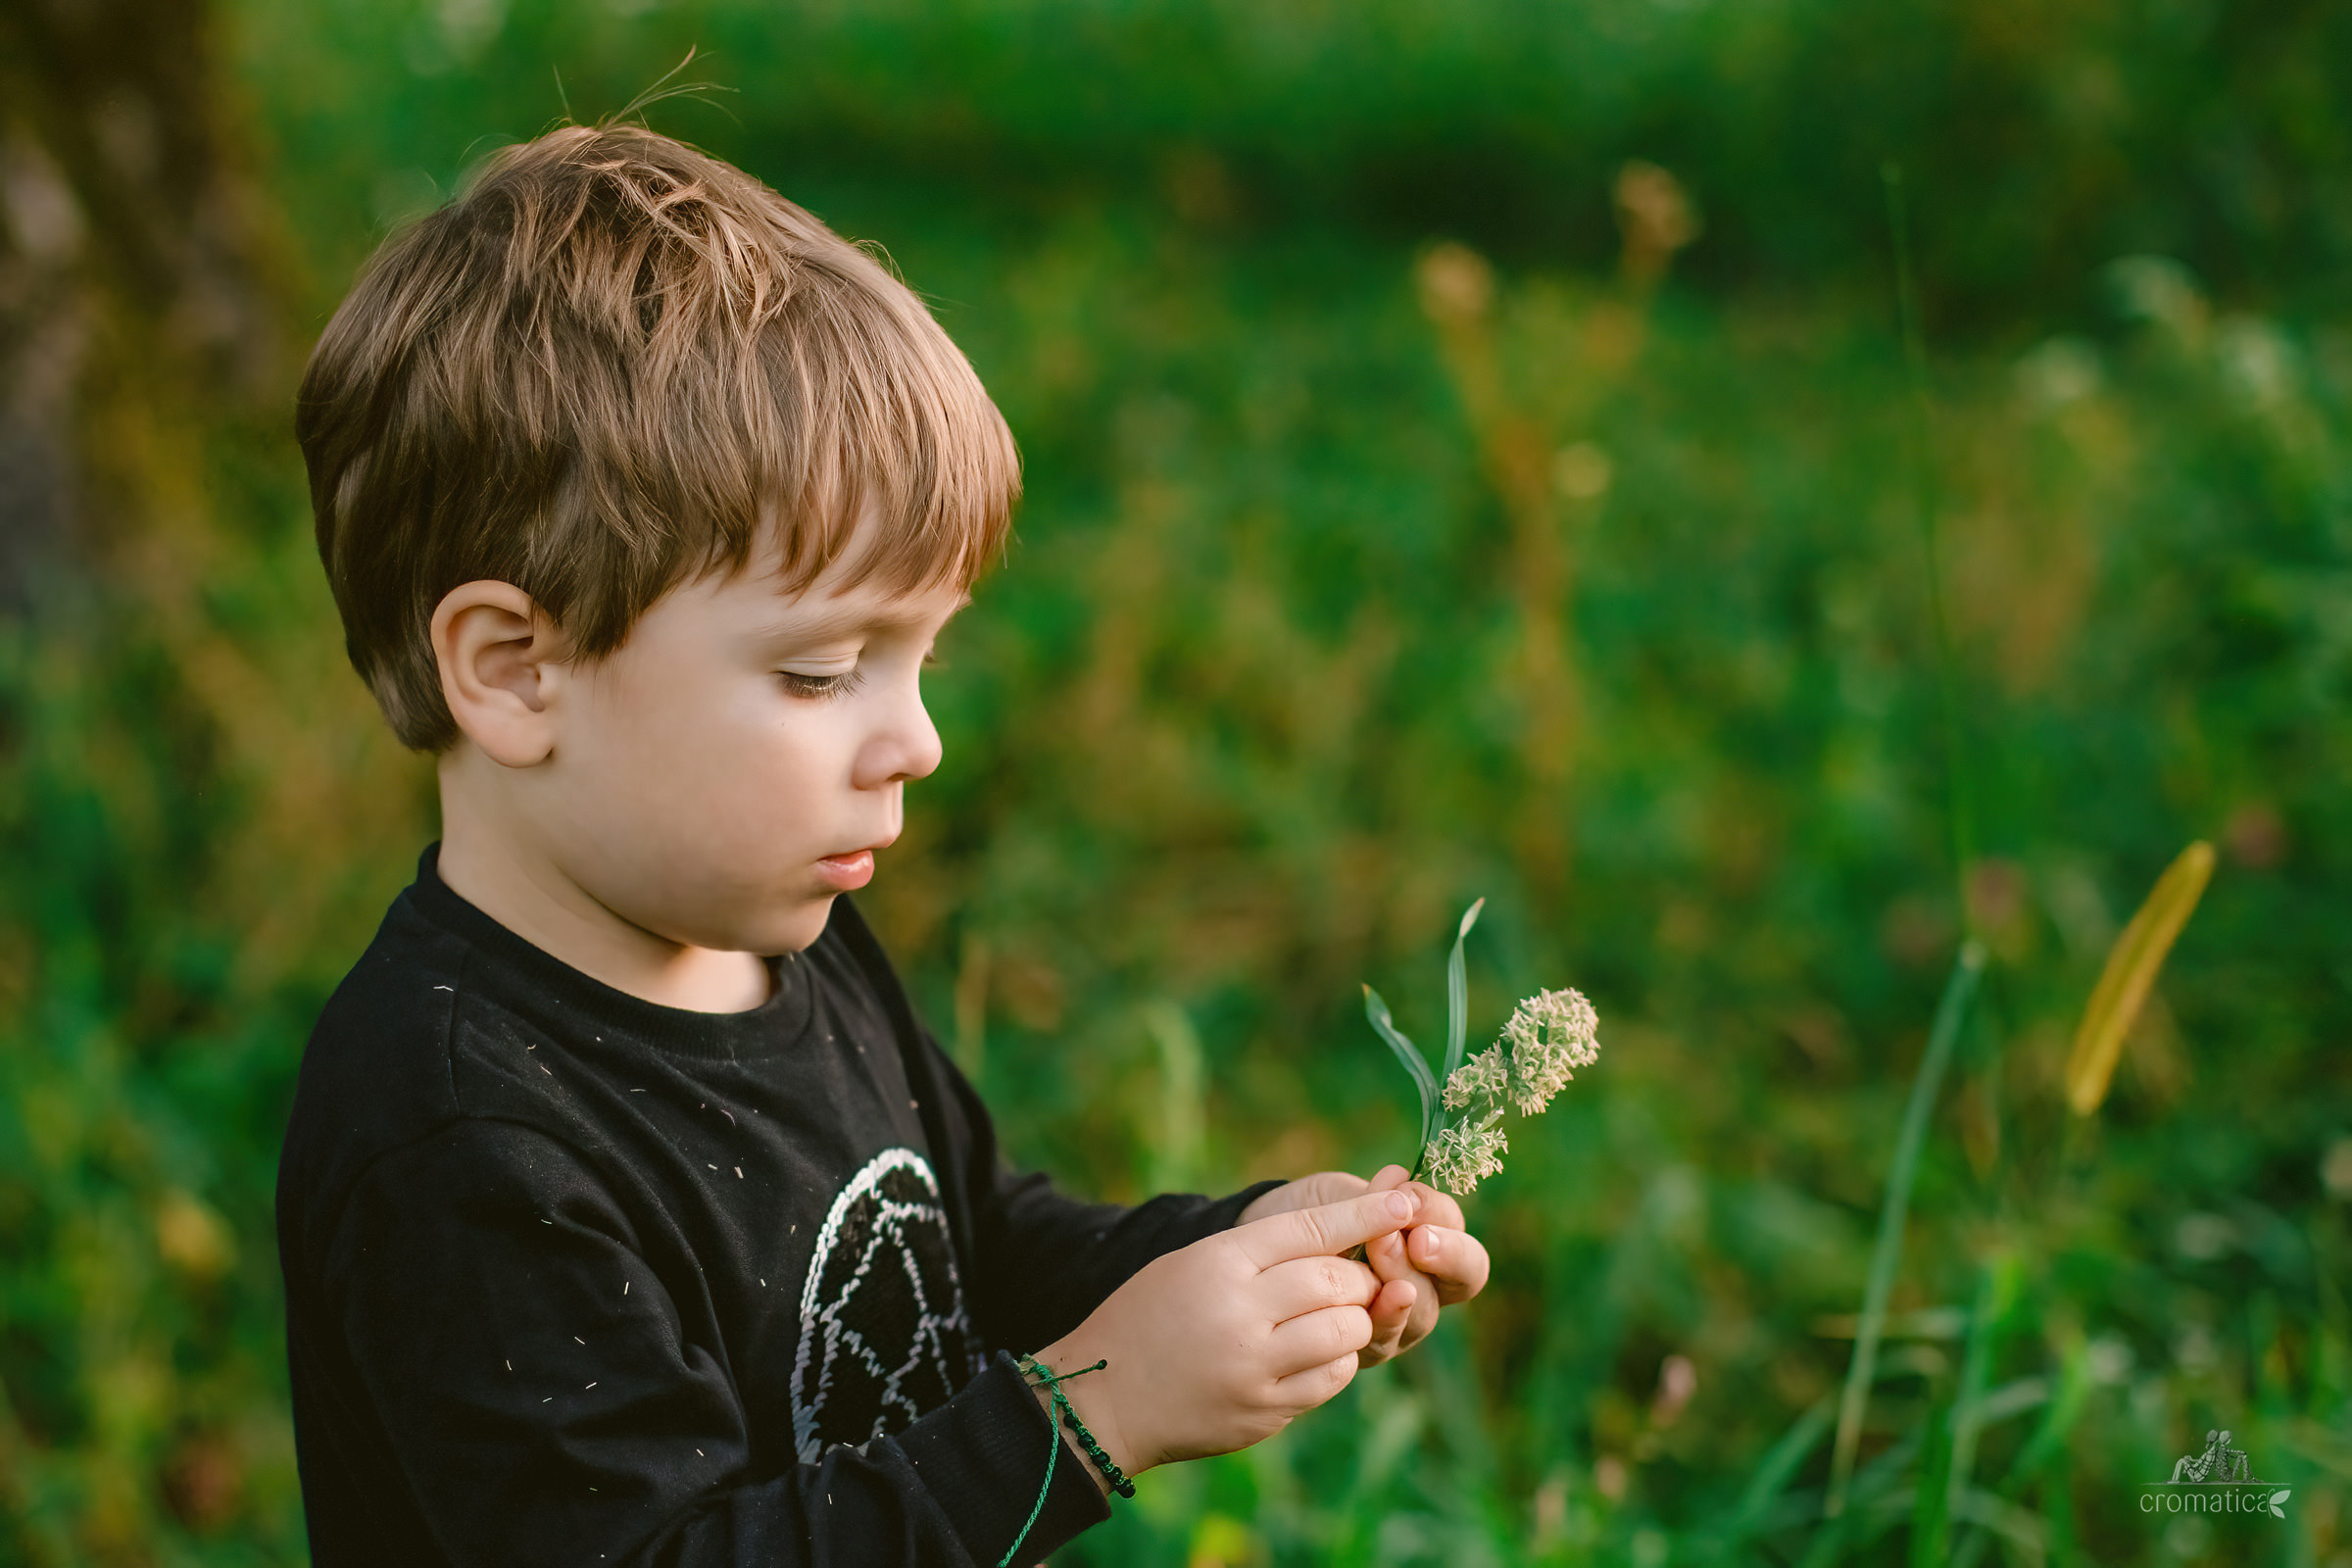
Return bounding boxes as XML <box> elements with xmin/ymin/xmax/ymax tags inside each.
<box><xmin>278</xmin><ymin>123</ymin><xmax>1489</xmax><ymax>1566</ymax></box>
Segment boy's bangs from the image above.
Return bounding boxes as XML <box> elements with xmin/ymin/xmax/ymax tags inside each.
<box><xmin>742</xmin><ymin>293</ymin><xmax>1020</xmax><ymax>603</ymax></box>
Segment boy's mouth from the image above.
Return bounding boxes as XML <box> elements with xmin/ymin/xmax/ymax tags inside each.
<box><xmin>814</xmin><ymin>847</ymin><xmax>879</xmax><ymax>890</ymax></box>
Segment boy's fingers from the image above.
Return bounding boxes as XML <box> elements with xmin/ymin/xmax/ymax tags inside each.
<box><xmin>1239</xmin><ymin>1170</ymin><xmax>1369</xmax><ymax>1225</ymax></box>
<box><xmin>1400</xmin><ymin>1181</ymin><xmax>1465</xmax><ymax>1233</ymax></box>
<box><xmin>1406</xmin><ymin>1224</ymin><xmax>1492</xmax><ymax>1304</ymax></box>
<box><xmin>1263</xmin><ymin>1303</ymin><xmax>1374</xmax><ymax>1375</ymax></box>
<box><xmin>1358</xmin><ymin>1240</ymin><xmax>1437</xmax><ymax>1354</ymax></box>
<box><xmin>1362</xmin><ymin>1278</ymin><xmax>1415</xmax><ymax>1364</ymax></box>
<box><xmin>1236</xmin><ymin>1190</ymin><xmax>1413</xmax><ymax>1269</ymax></box>
<box><xmin>1367</xmin><ymin>1164</ymin><xmax>1412</xmax><ymax>1193</ymax></box>
<box><xmin>1363</xmin><ymin>1226</ymin><xmax>1421</xmax><ymax>1285</ymax></box>
<box><xmin>1403</xmin><ymin>1275</ymin><xmax>1442</xmax><ymax>1346</ymax></box>
<box><xmin>1256</xmin><ymin>1255</ymin><xmax>1381</xmax><ymax>1322</ymax></box>
<box><xmin>1290</xmin><ymin>1171</ymin><xmax>1371</xmax><ymax>1207</ymax></box>
<box><xmin>1269</xmin><ymin>1351</ymin><xmax>1360</xmax><ymax>1409</ymax></box>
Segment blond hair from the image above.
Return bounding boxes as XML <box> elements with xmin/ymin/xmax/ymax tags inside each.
<box><xmin>298</xmin><ymin>124</ymin><xmax>1019</xmax><ymax>751</ymax></box>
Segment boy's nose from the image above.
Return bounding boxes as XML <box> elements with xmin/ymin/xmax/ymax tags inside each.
<box><xmin>856</xmin><ymin>683</ymin><xmax>942</xmax><ymax>787</ymax></box>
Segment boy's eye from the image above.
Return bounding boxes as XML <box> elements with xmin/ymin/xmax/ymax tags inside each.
<box><xmin>778</xmin><ymin>667</ymin><xmax>863</xmax><ymax>701</ymax></box>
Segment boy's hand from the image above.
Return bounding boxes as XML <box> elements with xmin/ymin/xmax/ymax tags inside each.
<box><xmin>1032</xmin><ymin>1190</ymin><xmax>1415</xmax><ymax>1480</ymax></box>
<box><xmin>1358</xmin><ymin>1166</ymin><xmax>1489</xmax><ymax>1363</ymax></box>
<box><xmin>1239</xmin><ymin>1165</ymin><xmax>1491</xmax><ymax>1366</ymax></box>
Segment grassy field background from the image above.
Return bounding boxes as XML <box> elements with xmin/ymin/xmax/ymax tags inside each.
<box><xmin>2</xmin><ymin>2</ymin><xmax>2348</xmax><ymax>1563</ymax></box>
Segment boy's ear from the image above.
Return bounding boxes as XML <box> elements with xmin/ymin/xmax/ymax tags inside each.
<box><xmin>431</xmin><ymin>580</ymin><xmax>569</xmax><ymax>767</ymax></box>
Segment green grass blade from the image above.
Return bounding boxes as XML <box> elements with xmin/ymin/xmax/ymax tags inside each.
<box><xmin>1997</xmin><ymin>1337</ymin><xmax>2091</xmax><ymax>1493</ymax></box>
<box><xmin>1802</xmin><ymin>1431</ymin><xmax>1927</xmax><ymax>1567</ymax></box>
<box><xmin>1715</xmin><ymin>1393</ymin><xmax>1836</xmax><ymax>1558</ymax></box>
<box><xmin>1949</xmin><ymin>1490</ymin><xmax>2054</xmax><ymax>1566</ymax></box>
<box><xmin>1443</xmin><ymin>897</ymin><xmax>1486</xmax><ymax>1084</ymax></box>
<box><xmin>1364</xmin><ymin>983</ymin><xmax>1438</xmax><ymax>1148</ymax></box>
<box><xmin>1826</xmin><ymin>939</ymin><xmax>1987</xmax><ymax>1518</ymax></box>
<box><xmin>1912</xmin><ymin>1260</ymin><xmax>2014</xmax><ymax>1568</ymax></box>
<box><xmin>1908</xmin><ymin>1389</ymin><xmax>1956</xmax><ymax>1568</ymax></box>
<box><xmin>1931</xmin><ymin>1255</ymin><xmax>2020</xmax><ymax>1566</ymax></box>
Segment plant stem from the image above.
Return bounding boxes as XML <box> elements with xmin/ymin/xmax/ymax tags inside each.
<box><xmin>1882</xmin><ymin>161</ymin><xmax>1979</xmax><ymax>929</ymax></box>
<box><xmin>1826</xmin><ymin>939</ymin><xmax>1987</xmax><ymax>1518</ymax></box>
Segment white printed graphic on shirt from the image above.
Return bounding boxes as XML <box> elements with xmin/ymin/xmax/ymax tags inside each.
<box><xmin>789</xmin><ymin>1147</ymin><xmax>983</xmax><ymax>1462</ymax></box>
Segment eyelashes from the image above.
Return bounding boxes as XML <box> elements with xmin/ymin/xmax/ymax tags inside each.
<box><xmin>777</xmin><ymin>647</ymin><xmax>942</xmax><ymax>702</ymax></box>
<box><xmin>778</xmin><ymin>667</ymin><xmax>865</xmax><ymax>702</ymax></box>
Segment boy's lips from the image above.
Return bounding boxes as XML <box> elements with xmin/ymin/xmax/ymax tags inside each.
<box><xmin>814</xmin><ymin>838</ymin><xmax>893</xmax><ymax>891</ymax></box>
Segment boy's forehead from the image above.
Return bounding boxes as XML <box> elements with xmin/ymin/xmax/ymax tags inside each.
<box><xmin>741</xmin><ymin>573</ymin><xmax>970</xmax><ymax>641</ymax></box>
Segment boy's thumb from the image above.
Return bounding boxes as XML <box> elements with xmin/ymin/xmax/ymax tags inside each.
<box><xmin>1235</xmin><ymin>1189</ymin><xmax>1413</xmax><ymax>1269</ymax></box>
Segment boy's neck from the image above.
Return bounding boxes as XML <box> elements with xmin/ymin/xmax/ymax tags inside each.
<box><xmin>435</xmin><ymin>790</ymin><xmax>773</xmax><ymax>1015</ymax></box>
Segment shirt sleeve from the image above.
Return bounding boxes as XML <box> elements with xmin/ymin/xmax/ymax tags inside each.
<box><xmin>915</xmin><ymin>1032</ymin><xmax>1285</xmax><ymax>1353</ymax></box>
<box><xmin>318</xmin><ymin>1118</ymin><xmax>1107</xmax><ymax>1567</ymax></box>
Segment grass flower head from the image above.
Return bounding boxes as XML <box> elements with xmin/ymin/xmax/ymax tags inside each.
<box><xmin>1502</xmin><ymin>986</ymin><xmax>1600</xmax><ymax>1117</ymax></box>
<box><xmin>1363</xmin><ymin>900</ymin><xmax>1605</xmax><ymax>1197</ymax></box>
<box><xmin>1423</xmin><ymin>1122</ymin><xmax>1508</xmax><ymax>1195</ymax></box>
<box><xmin>1443</xmin><ymin>1045</ymin><xmax>1511</xmax><ymax>1110</ymax></box>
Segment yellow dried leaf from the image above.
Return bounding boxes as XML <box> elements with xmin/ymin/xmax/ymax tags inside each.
<box><xmin>2064</xmin><ymin>841</ymin><xmax>2215</xmax><ymax>1116</ymax></box>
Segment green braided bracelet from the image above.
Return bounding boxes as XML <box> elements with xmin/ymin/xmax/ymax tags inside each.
<box><xmin>1000</xmin><ymin>1354</ymin><xmax>1133</xmax><ymax>1568</ymax></box>
<box><xmin>1041</xmin><ymin>1368</ymin><xmax>1135</xmax><ymax>1499</ymax></box>
<box><xmin>1016</xmin><ymin>1354</ymin><xmax>1135</xmax><ymax>1498</ymax></box>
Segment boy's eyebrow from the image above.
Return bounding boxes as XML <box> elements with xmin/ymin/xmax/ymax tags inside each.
<box><xmin>755</xmin><ymin>591</ymin><xmax>971</xmax><ymax>645</ymax></box>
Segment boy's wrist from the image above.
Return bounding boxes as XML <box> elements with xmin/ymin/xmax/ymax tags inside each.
<box><xmin>1025</xmin><ymin>1380</ymin><xmax>1110</xmax><ymax>1497</ymax></box>
<box><xmin>1027</xmin><ymin>1338</ymin><xmax>1144</xmax><ymax>1486</ymax></box>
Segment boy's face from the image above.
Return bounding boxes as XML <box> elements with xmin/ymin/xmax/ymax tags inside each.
<box><xmin>523</xmin><ymin>538</ymin><xmax>964</xmax><ymax>957</ymax></box>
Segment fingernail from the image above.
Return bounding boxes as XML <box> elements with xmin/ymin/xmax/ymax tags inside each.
<box><xmin>1384</xmin><ymin>1192</ymin><xmax>1412</xmax><ymax>1221</ymax></box>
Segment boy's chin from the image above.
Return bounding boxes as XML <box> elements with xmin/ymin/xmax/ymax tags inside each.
<box><xmin>649</xmin><ymin>889</ymin><xmax>839</xmax><ymax>960</ymax></box>
<box><xmin>749</xmin><ymin>893</ymin><xmax>841</xmax><ymax>957</ymax></box>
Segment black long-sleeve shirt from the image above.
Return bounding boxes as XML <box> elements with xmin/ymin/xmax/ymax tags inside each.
<box><xmin>277</xmin><ymin>848</ymin><xmax>1277</xmax><ymax>1565</ymax></box>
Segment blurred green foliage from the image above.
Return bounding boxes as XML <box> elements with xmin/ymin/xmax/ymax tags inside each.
<box><xmin>3</xmin><ymin>2</ymin><xmax>2349</xmax><ymax>1563</ymax></box>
